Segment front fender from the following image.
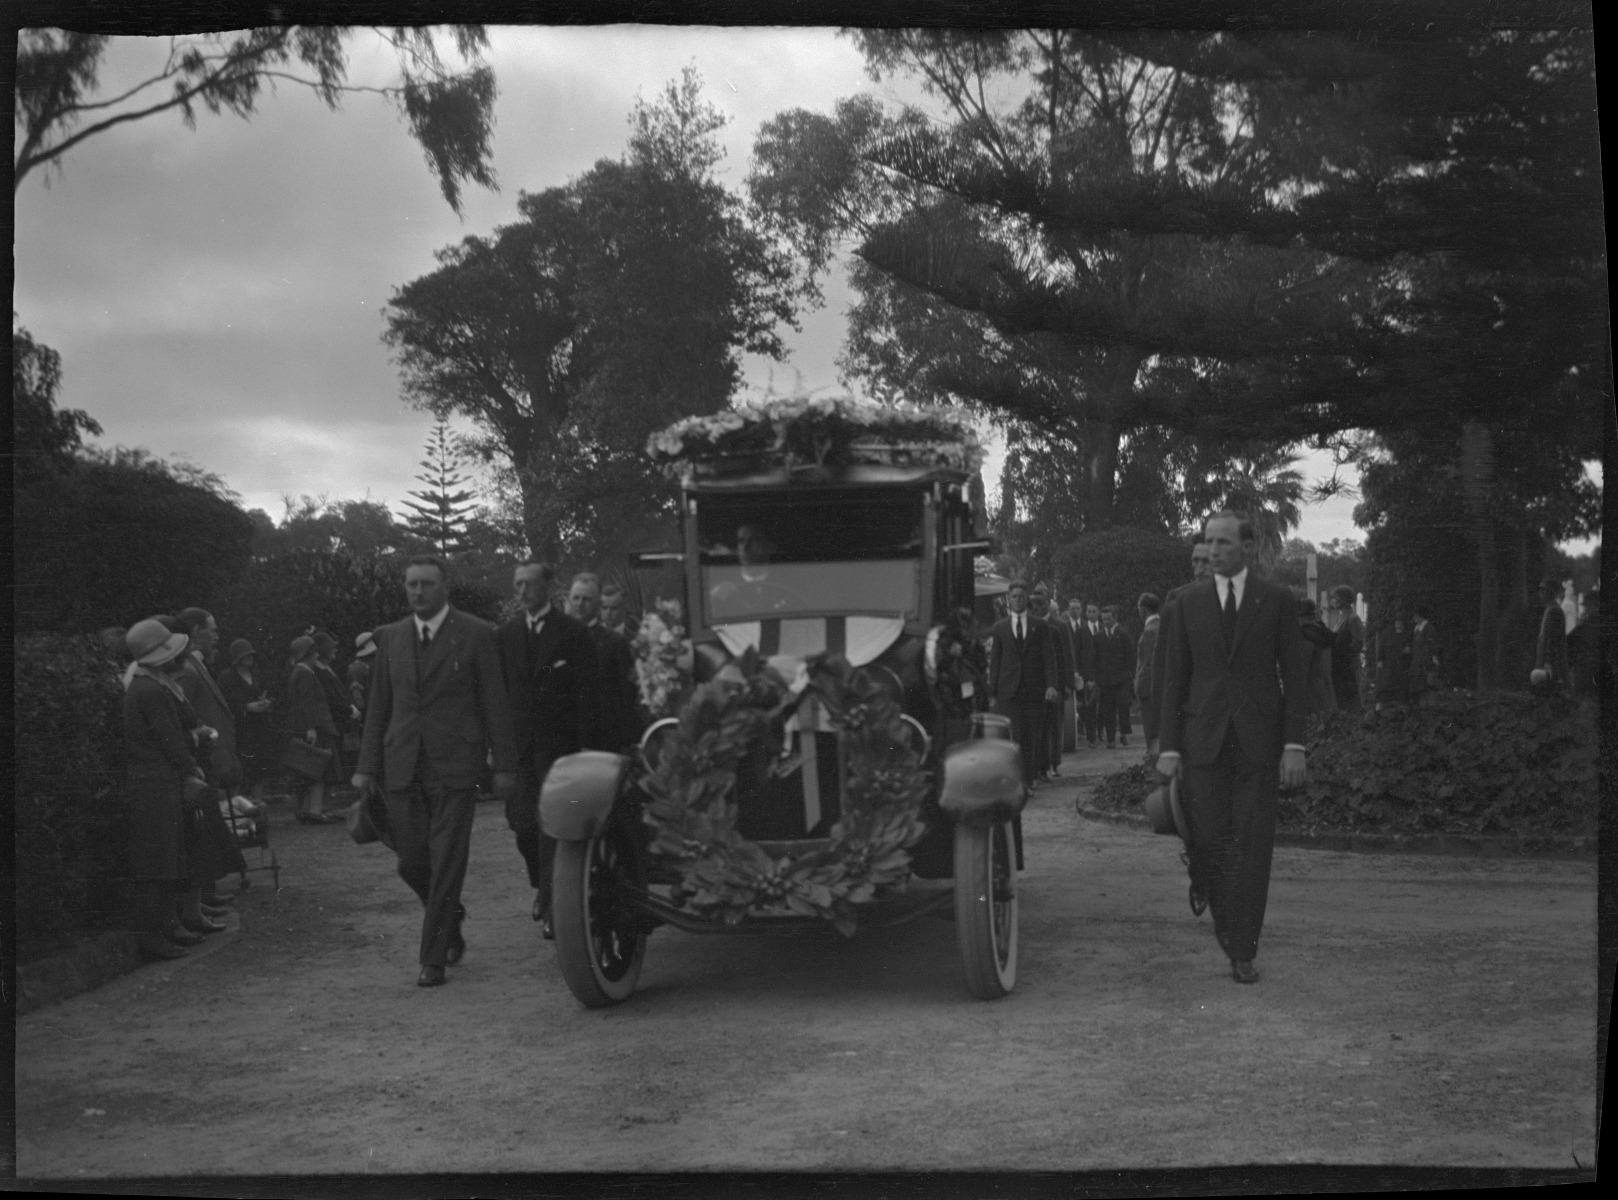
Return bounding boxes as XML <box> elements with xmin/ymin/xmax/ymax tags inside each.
<box><xmin>937</xmin><ymin>738</ymin><xmax>1026</xmax><ymax>827</ymax></box>
<box><xmin>540</xmin><ymin>751</ymin><xmax>630</xmax><ymax>842</ymax></box>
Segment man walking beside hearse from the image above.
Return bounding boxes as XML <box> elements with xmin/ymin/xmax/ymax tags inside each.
<box><xmin>1156</xmin><ymin>513</ymin><xmax>1308</xmax><ymax>984</ymax></box>
<box><xmin>354</xmin><ymin>556</ymin><xmax>517</xmax><ymax>987</ymax></box>
<box><xmin>498</xmin><ymin>560</ymin><xmax>599</xmax><ymax>937</ymax></box>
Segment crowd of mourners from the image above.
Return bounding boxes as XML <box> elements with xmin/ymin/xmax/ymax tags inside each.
<box><xmin>101</xmin><ymin>567</ymin><xmax>645</xmax><ymax>965</ymax></box>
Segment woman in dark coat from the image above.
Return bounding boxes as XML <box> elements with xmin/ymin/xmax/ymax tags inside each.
<box><xmin>286</xmin><ymin>634</ymin><xmax>343</xmax><ymax>823</ymax></box>
<box><xmin>312</xmin><ymin>629</ymin><xmax>361</xmax><ymax>781</ymax></box>
<box><xmin>219</xmin><ymin>638</ymin><xmax>277</xmax><ymax>797</ymax></box>
<box><xmin>1297</xmin><ymin>598</ymin><xmax>1339</xmax><ymax>718</ymax></box>
<box><xmin>122</xmin><ymin>619</ymin><xmax>213</xmax><ymax>959</ymax></box>
<box><xmin>1327</xmin><ymin>586</ymin><xmax>1365</xmax><ymax>711</ymax></box>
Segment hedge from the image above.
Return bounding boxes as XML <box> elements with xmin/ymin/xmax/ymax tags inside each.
<box><xmin>1088</xmin><ymin>690</ymin><xmax>1598</xmax><ymax>841</ymax></box>
<box><xmin>14</xmin><ymin>634</ymin><xmax>130</xmax><ymax>962</ymax></box>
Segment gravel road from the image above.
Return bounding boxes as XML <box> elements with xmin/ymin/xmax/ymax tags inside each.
<box><xmin>13</xmin><ymin>746</ymin><xmax>1599</xmax><ymax>1180</ymax></box>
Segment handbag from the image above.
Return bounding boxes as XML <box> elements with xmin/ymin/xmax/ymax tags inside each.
<box><xmin>280</xmin><ymin>736</ymin><xmax>333</xmax><ymax>782</ymax></box>
<box><xmin>345</xmin><ymin>789</ymin><xmax>394</xmax><ymax>849</ymax></box>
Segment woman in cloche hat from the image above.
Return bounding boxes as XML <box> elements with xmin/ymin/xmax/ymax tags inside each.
<box><xmin>121</xmin><ymin>619</ymin><xmax>211</xmax><ymax>959</ymax></box>
<box><xmin>286</xmin><ymin>634</ymin><xmax>343</xmax><ymax>823</ymax></box>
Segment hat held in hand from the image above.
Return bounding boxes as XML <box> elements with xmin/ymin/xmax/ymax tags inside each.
<box><xmin>354</xmin><ymin>630</ymin><xmax>377</xmax><ymax>659</ymax></box>
<box><xmin>1143</xmin><ymin>775</ymin><xmax>1189</xmax><ymax>841</ymax></box>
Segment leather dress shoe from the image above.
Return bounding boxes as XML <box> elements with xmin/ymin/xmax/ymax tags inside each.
<box><xmin>200</xmin><ymin>904</ymin><xmax>233</xmax><ymax>921</ymax></box>
<box><xmin>1231</xmin><ymin>959</ymin><xmax>1259</xmax><ymax>984</ymax></box>
<box><xmin>165</xmin><ymin>924</ymin><xmax>205</xmax><ymax>946</ymax></box>
<box><xmin>540</xmin><ymin>914</ymin><xmax>555</xmax><ymax>941</ymax></box>
<box><xmin>417</xmin><ymin>965</ymin><xmax>447</xmax><ymax>987</ymax></box>
<box><xmin>531</xmin><ymin>892</ymin><xmax>547</xmax><ymax>922</ymax></box>
<box><xmin>1188</xmin><ymin>883</ymin><xmax>1208</xmax><ymax>917</ymax></box>
<box><xmin>181</xmin><ymin>915</ymin><xmax>227</xmax><ymax>936</ymax></box>
<box><xmin>445</xmin><ymin>904</ymin><xmax>467</xmax><ymax>965</ymax></box>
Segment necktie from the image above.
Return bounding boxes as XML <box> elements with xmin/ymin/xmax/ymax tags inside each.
<box><xmin>420</xmin><ymin>624</ymin><xmax>432</xmax><ymax>650</ymax></box>
<box><xmin>1015</xmin><ymin>616</ymin><xmax>1024</xmax><ymax>643</ymax></box>
<box><xmin>1221</xmin><ymin>580</ymin><xmax>1238</xmax><ymax>644</ymax></box>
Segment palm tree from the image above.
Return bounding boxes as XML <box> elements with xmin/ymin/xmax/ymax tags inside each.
<box><xmin>1189</xmin><ymin>444</ymin><xmax>1306</xmax><ymax>573</ymax></box>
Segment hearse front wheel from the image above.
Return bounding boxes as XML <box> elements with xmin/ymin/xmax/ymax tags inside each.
<box><xmin>953</xmin><ymin>818</ymin><xmax>1019</xmax><ymax>999</ymax></box>
<box><xmin>552</xmin><ymin>825</ymin><xmax>646</xmax><ymax>1008</ymax></box>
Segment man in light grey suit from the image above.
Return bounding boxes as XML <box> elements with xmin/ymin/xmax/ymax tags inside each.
<box><xmin>355</xmin><ymin>556</ymin><xmax>517</xmax><ymax>987</ymax></box>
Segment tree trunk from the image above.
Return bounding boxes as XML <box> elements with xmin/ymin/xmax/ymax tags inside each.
<box><xmin>1083</xmin><ymin>349</ymin><xmax>1140</xmax><ymax>531</ymax></box>
<box><xmin>1085</xmin><ymin>424</ymin><xmax>1119</xmax><ymax>530</ymax></box>
<box><xmin>1506</xmin><ymin>526</ymin><xmax>1530</xmax><ymax>608</ymax></box>
<box><xmin>998</xmin><ymin>448</ymin><xmax>1019</xmax><ymax>536</ymax></box>
<box><xmin>1473</xmin><ymin>520</ymin><xmax>1501</xmax><ymax>690</ymax></box>
<box><xmin>1460</xmin><ymin>419</ymin><xmax>1499</xmax><ymax>690</ymax></box>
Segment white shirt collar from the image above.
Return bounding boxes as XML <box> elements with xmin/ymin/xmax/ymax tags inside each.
<box><xmin>414</xmin><ymin>605</ymin><xmax>450</xmax><ymax>639</ymax></box>
<box><xmin>1215</xmin><ymin>567</ymin><xmax>1249</xmax><ymax>606</ymax></box>
<box><xmin>526</xmin><ymin>603</ymin><xmax>551</xmax><ymax>628</ymax></box>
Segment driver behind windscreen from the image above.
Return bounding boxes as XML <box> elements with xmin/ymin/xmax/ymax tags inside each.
<box><xmin>710</xmin><ymin>522</ymin><xmax>793</xmax><ymax>613</ymax></box>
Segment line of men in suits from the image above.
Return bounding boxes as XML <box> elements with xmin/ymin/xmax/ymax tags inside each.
<box><xmin>352</xmin><ymin>556</ymin><xmax>644</xmax><ymax>988</ymax></box>
<box><xmin>987</xmin><ymin>583</ymin><xmax>1144</xmax><ymax>791</ymax></box>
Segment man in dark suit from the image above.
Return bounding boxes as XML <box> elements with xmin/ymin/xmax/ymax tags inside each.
<box><xmin>174</xmin><ymin>607</ymin><xmax>241</xmax><ymax>792</ymax></box>
<box><xmin>988</xmin><ymin>580</ymin><xmax>1060</xmax><ymax>788</ymax></box>
<box><xmin>1031</xmin><ymin>583</ymin><xmax>1072</xmax><ymax>778</ymax></box>
<box><xmin>1095</xmin><ymin>604</ymin><xmax>1135</xmax><ymax>748</ymax></box>
<box><xmin>1071</xmin><ymin>600</ymin><xmax>1104</xmax><ymax>748</ymax></box>
<box><xmin>498</xmin><ymin>561</ymin><xmax>599</xmax><ymax>933</ymax></box>
<box><xmin>354</xmin><ymin>556</ymin><xmax>517</xmax><ymax>988</ymax></box>
<box><xmin>568</xmin><ymin>572</ymin><xmax>642</xmax><ymax>754</ymax></box>
<box><xmin>1157</xmin><ymin>514</ymin><xmax>1307</xmax><ymax>984</ymax></box>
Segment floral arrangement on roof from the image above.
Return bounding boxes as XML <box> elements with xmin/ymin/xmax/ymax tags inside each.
<box><xmin>646</xmin><ymin>391</ymin><xmax>985</xmax><ymax>478</ymax></box>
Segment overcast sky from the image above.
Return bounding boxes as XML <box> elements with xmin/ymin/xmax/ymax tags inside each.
<box><xmin>15</xmin><ymin>25</ymin><xmax>1376</xmax><ymax>544</ymax></box>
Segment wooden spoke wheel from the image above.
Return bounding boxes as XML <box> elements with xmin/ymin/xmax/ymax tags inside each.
<box><xmin>552</xmin><ymin>823</ymin><xmax>647</xmax><ymax>1008</ymax></box>
<box><xmin>952</xmin><ymin>818</ymin><xmax>1019</xmax><ymax>999</ymax></box>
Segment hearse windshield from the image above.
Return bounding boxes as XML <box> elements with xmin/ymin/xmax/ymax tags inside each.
<box><xmin>696</xmin><ymin>490</ymin><xmax>924</xmax><ymax>624</ymax></box>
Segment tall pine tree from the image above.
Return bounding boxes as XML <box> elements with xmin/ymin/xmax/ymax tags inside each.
<box><xmin>399</xmin><ymin>420</ymin><xmax>478</xmax><ymax>557</ymax></box>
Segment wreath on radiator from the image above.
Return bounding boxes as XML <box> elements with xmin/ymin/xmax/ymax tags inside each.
<box><xmin>638</xmin><ymin>649</ymin><xmax>930</xmax><ymax>935</ymax></box>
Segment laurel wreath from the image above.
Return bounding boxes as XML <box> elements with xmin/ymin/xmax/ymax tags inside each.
<box><xmin>639</xmin><ymin>649</ymin><xmax>930</xmax><ymax>935</ymax></box>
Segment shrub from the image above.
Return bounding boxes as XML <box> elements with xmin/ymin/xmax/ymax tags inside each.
<box><xmin>14</xmin><ymin>456</ymin><xmax>255</xmax><ymax>633</ymax></box>
<box><xmin>13</xmin><ymin>634</ymin><xmax>130</xmax><ymax>961</ymax></box>
<box><xmin>1287</xmin><ymin>691</ymin><xmax>1598</xmax><ymax>837</ymax></box>
<box><xmin>1087</xmin><ymin>691</ymin><xmax>1597</xmax><ymax>841</ymax></box>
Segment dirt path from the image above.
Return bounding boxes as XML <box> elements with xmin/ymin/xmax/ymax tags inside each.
<box><xmin>13</xmin><ymin>746</ymin><xmax>1598</xmax><ymax>1179</ymax></box>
